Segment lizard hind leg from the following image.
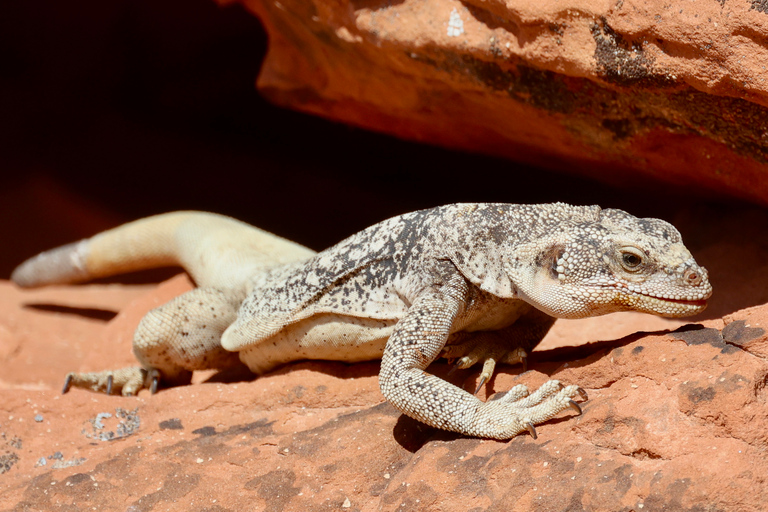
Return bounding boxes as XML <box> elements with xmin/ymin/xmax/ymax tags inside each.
<box><xmin>443</xmin><ymin>332</ymin><xmax>528</xmax><ymax>394</ymax></box>
<box><xmin>132</xmin><ymin>287</ymin><xmax>244</xmax><ymax>390</ymax></box>
<box><xmin>63</xmin><ymin>287</ymin><xmax>243</xmax><ymax>396</ymax></box>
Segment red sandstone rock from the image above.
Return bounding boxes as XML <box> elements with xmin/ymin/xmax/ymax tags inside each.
<box><xmin>223</xmin><ymin>0</ymin><xmax>768</xmax><ymax>204</ymax></box>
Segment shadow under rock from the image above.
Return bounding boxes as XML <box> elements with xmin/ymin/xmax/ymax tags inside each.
<box><xmin>200</xmin><ymin>363</ymin><xmax>258</xmax><ymax>385</ymax></box>
<box><xmin>22</xmin><ymin>303</ymin><xmax>118</xmax><ymax>322</ymax></box>
<box><xmin>530</xmin><ymin>331</ymin><xmax>650</xmax><ymax>366</ymax></box>
<box><xmin>201</xmin><ymin>359</ymin><xmax>382</xmax><ymax>387</ymax></box>
<box><xmin>519</xmin><ymin>321</ymin><xmax>756</xmax><ymax>371</ymax></box>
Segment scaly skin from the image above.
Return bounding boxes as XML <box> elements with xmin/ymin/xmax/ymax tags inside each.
<box><xmin>12</xmin><ymin>204</ymin><xmax>712</xmax><ymax>439</ymax></box>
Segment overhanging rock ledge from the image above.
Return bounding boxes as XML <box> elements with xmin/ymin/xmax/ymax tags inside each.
<box><xmin>221</xmin><ymin>0</ymin><xmax>768</xmax><ymax>203</ymax></box>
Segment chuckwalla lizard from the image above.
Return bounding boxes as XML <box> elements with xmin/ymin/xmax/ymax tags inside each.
<box><xmin>12</xmin><ymin>203</ymin><xmax>712</xmax><ymax>439</ymax></box>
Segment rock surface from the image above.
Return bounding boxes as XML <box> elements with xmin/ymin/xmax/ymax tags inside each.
<box><xmin>224</xmin><ymin>0</ymin><xmax>768</xmax><ymax>204</ymax></box>
<box><xmin>2</xmin><ymin>204</ymin><xmax>768</xmax><ymax>511</ymax></box>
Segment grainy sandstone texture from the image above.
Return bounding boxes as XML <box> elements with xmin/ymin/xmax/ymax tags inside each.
<box><xmin>223</xmin><ymin>0</ymin><xmax>768</xmax><ymax>203</ymax></box>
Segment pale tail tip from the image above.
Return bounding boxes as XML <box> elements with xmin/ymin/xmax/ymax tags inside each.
<box><xmin>10</xmin><ymin>261</ymin><xmax>38</xmax><ymax>288</ymax></box>
<box><xmin>10</xmin><ymin>240</ymin><xmax>90</xmax><ymax>288</ymax></box>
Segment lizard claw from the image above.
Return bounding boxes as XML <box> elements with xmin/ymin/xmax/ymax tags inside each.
<box><xmin>106</xmin><ymin>375</ymin><xmax>114</xmax><ymax>395</ymax></box>
<box><xmin>447</xmin><ymin>357</ymin><xmax>466</xmax><ymax>376</ymax></box>
<box><xmin>577</xmin><ymin>387</ymin><xmax>588</xmax><ymax>401</ymax></box>
<box><xmin>474</xmin><ymin>376</ymin><xmax>487</xmax><ymax>395</ymax></box>
<box><xmin>526</xmin><ymin>421</ymin><xmax>538</xmax><ymax>440</ymax></box>
<box><xmin>62</xmin><ymin>374</ymin><xmax>73</xmax><ymax>394</ymax></box>
<box><xmin>149</xmin><ymin>369</ymin><xmax>161</xmax><ymax>394</ymax></box>
<box><xmin>568</xmin><ymin>399</ymin><xmax>582</xmax><ymax>416</ymax></box>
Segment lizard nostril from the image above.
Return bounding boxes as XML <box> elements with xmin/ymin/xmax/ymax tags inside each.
<box><xmin>685</xmin><ymin>269</ymin><xmax>701</xmax><ymax>286</ymax></box>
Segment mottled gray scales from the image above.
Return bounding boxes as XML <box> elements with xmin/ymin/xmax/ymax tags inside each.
<box><xmin>12</xmin><ymin>204</ymin><xmax>712</xmax><ymax>439</ymax></box>
<box><xmin>229</xmin><ymin>209</ymin><xmax>435</xmax><ymax>345</ymax></box>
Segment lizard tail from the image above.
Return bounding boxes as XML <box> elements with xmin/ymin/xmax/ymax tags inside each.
<box><xmin>11</xmin><ymin>212</ymin><xmax>315</xmax><ymax>289</ymax></box>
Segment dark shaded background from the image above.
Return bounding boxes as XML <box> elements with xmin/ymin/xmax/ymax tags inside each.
<box><xmin>0</xmin><ymin>0</ymin><xmax>727</xmax><ymax>279</ymax></box>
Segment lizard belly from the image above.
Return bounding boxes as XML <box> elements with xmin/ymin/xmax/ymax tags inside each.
<box><xmin>237</xmin><ymin>314</ymin><xmax>397</xmax><ymax>374</ymax></box>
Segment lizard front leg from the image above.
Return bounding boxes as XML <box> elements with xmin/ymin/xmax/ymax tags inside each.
<box><xmin>379</xmin><ymin>284</ymin><xmax>585</xmax><ymax>440</ymax></box>
<box><xmin>64</xmin><ymin>287</ymin><xmax>243</xmax><ymax>396</ymax></box>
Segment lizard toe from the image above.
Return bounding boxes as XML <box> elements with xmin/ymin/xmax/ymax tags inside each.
<box><xmin>490</xmin><ymin>383</ymin><xmax>530</xmax><ymax>403</ymax></box>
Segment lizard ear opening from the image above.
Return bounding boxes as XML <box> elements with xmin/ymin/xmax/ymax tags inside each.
<box><xmin>540</xmin><ymin>244</ymin><xmax>565</xmax><ymax>281</ymax></box>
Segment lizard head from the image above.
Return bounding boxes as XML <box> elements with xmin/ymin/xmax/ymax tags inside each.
<box><xmin>509</xmin><ymin>208</ymin><xmax>712</xmax><ymax>319</ymax></box>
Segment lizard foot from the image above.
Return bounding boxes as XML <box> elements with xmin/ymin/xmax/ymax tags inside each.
<box><xmin>62</xmin><ymin>367</ymin><xmax>159</xmax><ymax>396</ymax></box>
<box><xmin>477</xmin><ymin>380</ymin><xmax>588</xmax><ymax>439</ymax></box>
<box><xmin>445</xmin><ymin>333</ymin><xmax>527</xmax><ymax>394</ymax></box>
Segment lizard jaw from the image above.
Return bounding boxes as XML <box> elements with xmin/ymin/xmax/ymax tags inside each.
<box><xmin>614</xmin><ymin>290</ymin><xmax>710</xmax><ymax>317</ymax></box>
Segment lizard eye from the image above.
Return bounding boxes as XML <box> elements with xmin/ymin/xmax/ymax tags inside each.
<box><xmin>623</xmin><ymin>253</ymin><xmax>641</xmax><ymax>267</ymax></box>
<box><xmin>619</xmin><ymin>247</ymin><xmax>644</xmax><ymax>271</ymax></box>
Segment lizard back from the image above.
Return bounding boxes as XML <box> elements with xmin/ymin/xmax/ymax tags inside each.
<box><xmin>222</xmin><ymin>208</ymin><xmax>441</xmax><ymax>350</ymax></box>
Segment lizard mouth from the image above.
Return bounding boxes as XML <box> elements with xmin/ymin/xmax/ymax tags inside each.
<box><xmin>622</xmin><ymin>291</ymin><xmax>710</xmax><ymax>316</ymax></box>
<box><xmin>608</xmin><ymin>282</ymin><xmax>711</xmax><ymax>307</ymax></box>
<box><xmin>604</xmin><ymin>284</ymin><xmax>710</xmax><ymax>314</ymax></box>
<box><xmin>658</xmin><ymin>297</ymin><xmax>708</xmax><ymax>307</ymax></box>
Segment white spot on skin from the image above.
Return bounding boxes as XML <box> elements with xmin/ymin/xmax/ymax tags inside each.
<box><xmin>447</xmin><ymin>9</ymin><xmax>464</xmax><ymax>37</ymax></box>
